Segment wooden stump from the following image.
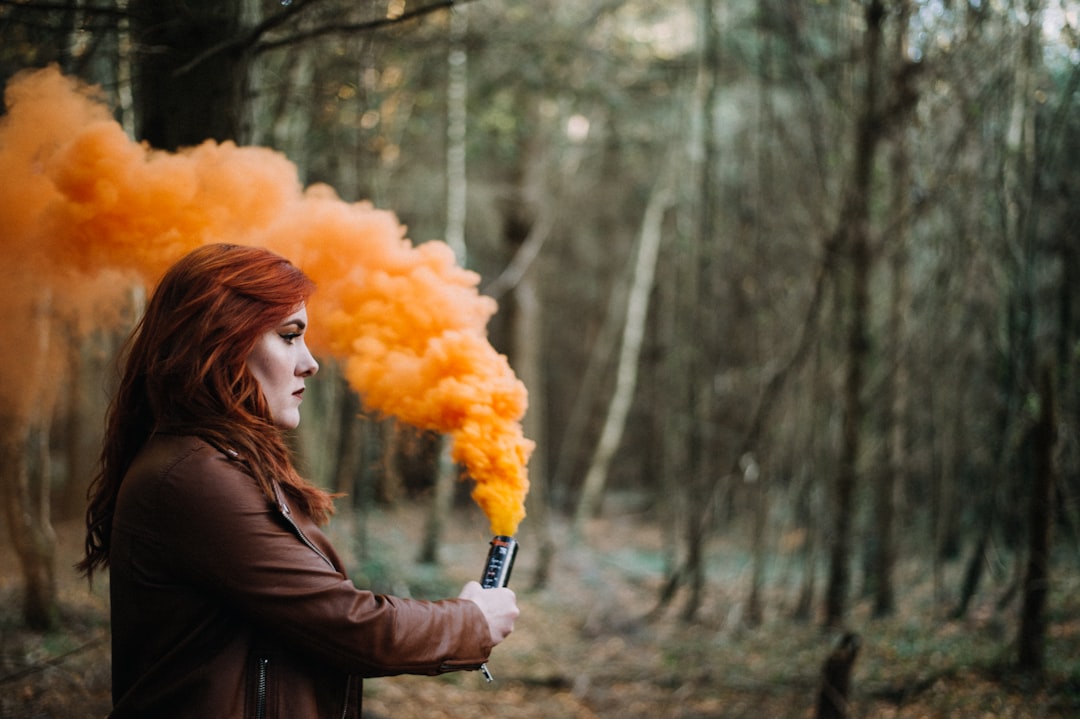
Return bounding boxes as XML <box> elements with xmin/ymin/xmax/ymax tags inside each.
<box><xmin>816</xmin><ymin>632</ymin><xmax>860</xmax><ymax>719</ymax></box>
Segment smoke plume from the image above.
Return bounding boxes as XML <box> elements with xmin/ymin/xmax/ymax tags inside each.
<box><xmin>0</xmin><ymin>66</ymin><xmax>531</xmax><ymax>536</ymax></box>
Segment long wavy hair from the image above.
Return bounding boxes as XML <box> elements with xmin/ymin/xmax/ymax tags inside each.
<box><xmin>78</xmin><ymin>243</ymin><xmax>336</xmax><ymax>579</ymax></box>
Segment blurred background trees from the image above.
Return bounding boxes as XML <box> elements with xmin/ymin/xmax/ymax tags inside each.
<box><xmin>0</xmin><ymin>0</ymin><xmax>1077</xmax><ymax>676</ymax></box>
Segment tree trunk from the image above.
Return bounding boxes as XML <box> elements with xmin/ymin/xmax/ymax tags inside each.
<box><xmin>487</xmin><ymin>213</ymin><xmax>554</xmax><ymax>585</ymax></box>
<box><xmin>745</xmin><ymin>0</ymin><xmax>773</xmax><ymax>629</ymax></box>
<box><xmin>680</xmin><ymin>513</ymin><xmax>708</xmax><ymax>624</ymax></box>
<box><xmin>996</xmin><ymin>0</ymin><xmax>1043</xmax><ymax>561</ymax></box>
<box><xmin>444</xmin><ymin>4</ymin><xmax>468</xmax><ymax>261</ymax></box>
<box><xmin>571</xmin><ymin>166</ymin><xmax>672</xmax><ymax>537</ymax></box>
<box><xmin>651</xmin><ymin>160</ymin><xmax>689</xmax><ymax>622</ymax></box>
<box><xmin>793</xmin><ymin>523</ymin><xmax>818</xmax><ymax>623</ymax></box>
<box><xmin>332</xmin><ymin>380</ymin><xmax>365</xmax><ymax>497</ymax></box>
<box><xmin>1017</xmin><ymin>364</ymin><xmax>1056</xmax><ymax>672</ymax></box>
<box><xmin>746</xmin><ymin>455</ymin><xmax>766</xmax><ymax>627</ymax></box>
<box><xmin>546</xmin><ymin>237</ymin><xmax>624</xmax><ymax>509</ymax></box>
<box><xmin>376</xmin><ymin>419</ymin><xmax>404</xmax><ymax>505</ymax></box>
<box><xmin>951</xmin><ymin>526</ymin><xmax>990</xmax><ymax>620</ymax></box>
<box><xmin>130</xmin><ymin>0</ymin><xmax>252</xmax><ymax>148</ymax></box>
<box><xmin>0</xmin><ymin>294</ymin><xmax>59</xmax><ymax>630</ymax></box>
<box><xmin>824</xmin><ymin>0</ymin><xmax>885</xmax><ymax>629</ymax></box>
<box><xmin>325</xmin><ymin>379</ymin><xmax>363</xmax><ymax>565</ymax></box>
<box><xmin>418</xmin><ymin>440</ymin><xmax>455</xmax><ymax>565</ymax></box>
<box><xmin>932</xmin><ymin>391</ymin><xmax>959</xmax><ymax>604</ymax></box>
<box><xmin>0</xmin><ymin>419</ymin><xmax>58</xmax><ymax>630</ymax></box>
<box><xmin>674</xmin><ymin>0</ymin><xmax>723</xmax><ymax>625</ymax></box>
<box><xmin>254</xmin><ymin>44</ymin><xmax>315</xmax><ymax>177</ymax></box>
<box><xmin>418</xmin><ymin>6</ymin><xmax>470</xmax><ymax>565</ymax></box>
<box><xmin>655</xmin><ymin>0</ymin><xmax>723</xmax><ymax>623</ymax></box>
<box><xmin>870</xmin><ymin>0</ymin><xmax>914</xmax><ymax>618</ymax></box>
<box><xmin>511</xmin><ymin>277</ymin><xmax>552</xmax><ymax>590</ymax></box>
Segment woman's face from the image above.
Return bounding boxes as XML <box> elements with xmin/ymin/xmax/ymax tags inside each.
<box><xmin>246</xmin><ymin>304</ymin><xmax>319</xmax><ymax>429</ymax></box>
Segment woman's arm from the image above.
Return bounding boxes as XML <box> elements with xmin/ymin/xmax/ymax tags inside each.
<box><xmin>155</xmin><ymin>442</ymin><xmax>501</xmax><ymax>676</ymax></box>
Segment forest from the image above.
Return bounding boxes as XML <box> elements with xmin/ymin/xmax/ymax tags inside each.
<box><xmin>1</xmin><ymin>0</ymin><xmax>1078</xmax><ymax>717</ymax></box>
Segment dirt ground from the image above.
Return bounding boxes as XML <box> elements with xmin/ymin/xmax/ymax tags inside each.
<box><xmin>2</xmin><ymin>504</ymin><xmax>1079</xmax><ymax>718</ymax></box>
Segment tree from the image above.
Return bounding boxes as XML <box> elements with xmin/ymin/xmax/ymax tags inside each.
<box><xmin>417</xmin><ymin>5</ymin><xmax>469</xmax><ymax>566</ymax></box>
<box><xmin>866</xmin><ymin>0</ymin><xmax>917</xmax><ymax>619</ymax></box>
<box><xmin>1017</xmin><ymin>363</ymin><xmax>1057</xmax><ymax>672</ymax></box>
<box><xmin>0</xmin><ymin>294</ymin><xmax>60</xmax><ymax>630</ymax></box>
<box><xmin>129</xmin><ymin>0</ymin><xmax>252</xmax><ymax>149</ymax></box>
<box><xmin>664</xmin><ymin>0</ymin><xmax>724</xmax><ymax>624</ymax></box>
<box><xmin>571</xmin><ymin>160</ymin><xmax>673</xmax><ymax>537</ymax></box>
<box><xmin>823</xmin><ymin>0</ymin><xmax>886</xmax><ymax>629</ymax></box>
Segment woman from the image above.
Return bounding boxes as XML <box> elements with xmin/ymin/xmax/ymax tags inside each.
<box><xmin>78</xmin><ymin>243</ymin><xmax>518</xmax><ymax>718</ymax></box>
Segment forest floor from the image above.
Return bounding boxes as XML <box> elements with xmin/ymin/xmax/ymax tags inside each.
<box><xmin>2</xmin><ymin>502</ymin><xmax>1079</xmax><ymax>719</ymax></box>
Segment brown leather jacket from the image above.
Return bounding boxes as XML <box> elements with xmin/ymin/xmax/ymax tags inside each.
<box><xmin>108</xmin><ymin>434</ymin><xmax>493</xmax><ymax>718</ymax></box>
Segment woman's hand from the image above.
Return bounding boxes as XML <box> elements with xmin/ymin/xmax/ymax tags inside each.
<box><xmin>458</xmin><ymin>581</ymin><xmax>519</xmax><ymax>644</ymax></box>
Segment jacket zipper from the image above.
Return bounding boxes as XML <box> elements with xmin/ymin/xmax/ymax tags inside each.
<box><xmin>255</xmin><ymin>657</ymin><xmax>269</xmax><ymax>719</ymax></box>
<box><xmin>340</xmin><ymin>677</ymin><xmax>351</xmax><ymax>719</ymax></box>
<box><xmin>272</xmin><ymin>484</ymin><xmax>352</xmax><ymax>718</ymax></box>
<box><xmin>273</xmin><ymin>484</ymin><xmax>335</xmax><ymax>570</ymax></box>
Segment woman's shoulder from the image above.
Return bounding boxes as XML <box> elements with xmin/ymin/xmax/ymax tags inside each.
<box><xmin>128</xmin><ymin>434</ymin><xmax>262</xmax><ymax>505</ymax></box>
<box><xmin>115</xmin><ymin>434</ymin><xmax>265</xmax><ymax>540</ymax></box>
<box><xmin>135</xmin><ymin>433</ymin><xmax>227</xmax><ymax>472</ymax></box>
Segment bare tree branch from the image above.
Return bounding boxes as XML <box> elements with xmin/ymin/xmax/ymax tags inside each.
<box><xmin>170</xmin><ymin>0</ymin><xmax>483</xmax><ymax>78</ymax></box>
<box><xmin>482</xmin><ymin>211</ymin><xmax>553</xmax><ymax>301</ymax></box>
<box><xmin>256</xmin><ymin>0</ymin><xmax>483</xmax><ymax>54</ymax></box>
<box><xmin>0</xmin><ymin>0</ymin><xmax>130</xmax><ymax>19</ymax></box>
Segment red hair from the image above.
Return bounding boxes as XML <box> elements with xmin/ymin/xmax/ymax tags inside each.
<box><xmin>78</xmin><ymin>243</ymin><xmax>335</xmax><ymax>579</ymax></box>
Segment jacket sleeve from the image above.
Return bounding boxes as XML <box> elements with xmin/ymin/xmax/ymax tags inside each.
<box><xmin>154</xmin><ymin>445</ymin><xmax>494</xmax><ymax>677</ymax></box>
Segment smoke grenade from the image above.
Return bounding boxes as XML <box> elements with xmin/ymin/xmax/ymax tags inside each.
<box><xmin>480</xmin><ymin>535</ymin><xmax>518</xmax><ymax>589</ymax></box>
<box><xmin>478</xmin><ymin>535</ymin><xmax>518</xmax><ymax>682</ymax></box>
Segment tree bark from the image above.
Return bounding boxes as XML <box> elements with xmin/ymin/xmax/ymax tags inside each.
<box><xmin>130</xmin><ymin>0</ymin><xmax>252</xmax><ymax>148</ymax></box>
<box><xmin>326</xmin><ymin>378</ymin><xmax>363</xmax><ymax>564</ymax></box>
<box><xmin>376</xmin><ymin>419</ymin><xmax>404</xmax><ymax>505</ymax></box>
<box><xmin>870</xmin><ymin>0</ymin><xmax>914</xmax><ymax>618</ymax></box>
<box><xmin>511</xmin><ymin>277</ymin><xmax>552</xmax><ymax>590</ymax></box>
<box><xmin>418</xmin><ymin>5</ymin><xmax>470</xmax><ymax>565</ymax></box>
<box><xmin>677</xmin><ymin>0</ymin><xmax>722</xmax><ymax>625</ymax></box>
<box><xmin>0</xmin><ymin>294</ymin><xmax>58</xmax><ymax>630</ymax></box>
<box><xmin>650</xmin><ymin>0</ymin><xmax>723</xmax><ymax>623</ymax></box>
<box><xmin>824</xmin><ymin>0</ymin><xmax>885</xmax><ymax>629</ymax></box>
<box><xmin>444</xmin><ymin>4</ymin><xmax>468</xmax><ymax>262</ymax></box>
<box><xmin>417</xmin><ymin>440</ymin><xmax>455</xmax><ymax>565</ymax></box>
<box><xmin>571</xmin><ymin>164</ymin><xmax>672</xmax><ymax>537</ymax></box>
<box><xmin>1017</xmin><ymin>364</ymin><xmax>1056</xmax><ymax>672</ymax></box>
<box><xmin>0</xmin><ymin>419</ymin><xmax>58</xmax><ymax>630</ymax></box>
<box><xmin>545</xmin><ymin>227</ymin><xmax>623</xmax><ymax>507</ymax></box>
<box><xmin>745</xmin><ymin>454</ymin><xmax>766</xmax><ymax>627</ymax></box>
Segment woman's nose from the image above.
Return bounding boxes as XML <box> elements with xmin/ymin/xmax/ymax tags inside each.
<box><xmin>299</xmin><ymin>348</ymin><xmax>319</xmax><ymax>377</ymax></box>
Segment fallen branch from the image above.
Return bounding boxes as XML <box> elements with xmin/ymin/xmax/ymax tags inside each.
<box><xmin>0</xmin><ymin>636</ymin><xmax>106</xmax><ymax>685</ymax></box>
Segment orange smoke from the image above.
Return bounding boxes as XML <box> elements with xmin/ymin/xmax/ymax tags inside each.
<box><xmin>0</xmin><ymin>66</ymin><xmax>531</xmax><ymax>536</ymax></box>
